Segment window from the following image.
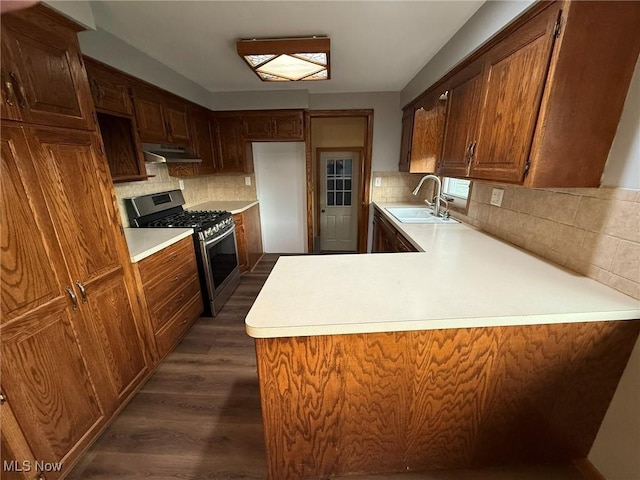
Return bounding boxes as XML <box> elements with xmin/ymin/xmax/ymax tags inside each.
<box><xmin>326</xmin><ymin>159</ymin><xmax>352</xmax><ymax>206</ymax></box>
<box><xmin>442</xmin><ymin>177</ymin><xmax>471</xmax><ymax>213</ymax></box>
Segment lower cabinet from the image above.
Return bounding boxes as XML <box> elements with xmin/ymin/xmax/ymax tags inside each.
<box><xmin>134</xmin><ymin>237</ymin><xmax>203</xmax><ymax>360</ymax></box>
<box><xmin>373</xmin><ymin>209</ymin><xmax>418</xmax><ymax>253</ymax></box>
<box><xmin>234</xmin><ymin>204</ymin><xmax>264</xmax><ymax>273</ymax></box>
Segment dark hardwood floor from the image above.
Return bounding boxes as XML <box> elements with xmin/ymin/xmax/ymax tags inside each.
<box><xmin>69</xmin><ymin>254</ymin><xmax>595</xmax><ymax>480</ymax></box>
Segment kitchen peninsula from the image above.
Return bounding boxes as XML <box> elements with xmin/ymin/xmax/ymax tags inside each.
<box><xmin>246</xmin><ymin>205</ymin><xmax>640</xmax><ymax>480</ymax></box>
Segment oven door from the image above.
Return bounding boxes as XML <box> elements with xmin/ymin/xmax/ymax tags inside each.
<box><xmin>202</xmin><ymin>226</ymin><xmax>239</xmax><ymax>298</ymax></box>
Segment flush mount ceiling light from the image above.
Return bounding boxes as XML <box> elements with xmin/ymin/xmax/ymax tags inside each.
<box><xmin>237</xmin><ymin>36</ymin><xmax>330</xmax><ymax>82</ymax></box>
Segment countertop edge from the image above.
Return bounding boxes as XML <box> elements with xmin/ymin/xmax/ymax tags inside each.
<box><xmin>188</xmin><ymin>200</ymin><xmax>259</xmax><ymax>214</ymax></box>
<box><xmin>246</xmin><ymin>310</ymin><xmax>640</xmax><ymax>339</ymax></box>
<box><xmin>127</xmin><ymin>229</ymin><xmax>194</xmax><ymax>263</ymax></box>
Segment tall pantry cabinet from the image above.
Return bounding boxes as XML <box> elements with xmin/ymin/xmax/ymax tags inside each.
<box><xmin>0</xmin><ymin>6</ymin><xmax>150</xmax><ymax>479</ymax></box>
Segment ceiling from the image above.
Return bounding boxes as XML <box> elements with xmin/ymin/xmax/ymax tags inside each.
<box><xmin>90</xmin><ymin>1</ymin><xmax>484</xmax><ymax>94</ymax></box>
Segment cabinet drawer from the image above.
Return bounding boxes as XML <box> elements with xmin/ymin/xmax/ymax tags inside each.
<box><xmin>155</xmin><ymin>292</ymin><xmax>203</xmax><ymax>359</ymax></box>
<box><xmin>149</xmin><ymin>274</ymin><xmax>201</xmax><ymax>332</ymax></box>
<box><xmin>144</xmin><ymin>256</ymin><xmax>198</xmax><ymax>305</ymax></box>
<box><xmin>138</xmin><ymin>237</ymin><xmax>194</xmax><ymax>285</ymax></box>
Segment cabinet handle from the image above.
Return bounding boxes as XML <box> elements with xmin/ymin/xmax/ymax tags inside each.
<box><xmin>75</xmin><ymin>281</ymin><xmax>87</xmax><ymax>303</ymax></box>
<box><xmin>10</xmin><ymin>72</ymin><xmax>27</xmax><ymax>109</ymax></box>
<box><xmin>0</xmin><ymin>391</ymin><xmax>6</xmax><ymax>405</ymax></box>
<box><xmin>35</xmin><ymin>472</ymin><xmax>46</xmax><ymax>480</ymax></box>
<box><xmin>180</xmin><ymin>319</ymin><xmax>188</xmax><ymax>325</ymax></box>
<box><xmin>168</xmin><ymin>254</ymin><xmax>178</xmax><ymax>262</ymax></box>
<box><xmin>66</xmin><ymin>286</ymin><xmax>78</xmax><ymax>310</ymax></box>
<box><xmin>3</xmin><ymin>74</ymin><xmax>16</xmax><ymax>106</ymax></box>
<box><xmin>174</xmin><ymin>293</ymin><xmax>185</xmax><ymax>304</ymax></box>
<box><xmin>172</xmin><ymin>274</ymin><xmax>180</xmax><ymax>282</ymax></box>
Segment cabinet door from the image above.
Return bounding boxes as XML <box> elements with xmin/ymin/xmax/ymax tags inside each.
<box><xmin>214</xmin><ymin>115</ymin><xmax>251</xmax><ymax>173</ymax></box>
<box><xmin>0</xmin><ymin>7</ymin><xmax>93</xmax><ymax>130</ymax></box>
<box><xmin>133</xmin><ymin>86</ymin><xmax>168</xmax><ymax>143</ymax></box>
<box><xmin>398</xmin><ymin>109</ymin><xmax>413</xmax><ymax>172</ymax></box>
<box><xmin>1</xmin><ymin>126</ymin><xmax>109</xmax><ymax>474</ymax></box>
<box><xmin>243</xmin><ymin>114</ymin><xmax>273</xmax><ymax>139</ymax></box>
<box><xmin>439</xmin><ymin>60</ymin><xmax>484</xmax><ymax>178</ymax></box>
<box><xmin>272</xmin><ymin>112</ymin><xmax>304</xmax><ymax>140</ymax></box>
<box><xmin>26</xmin><ymin>127</ymin><xmax>148</xmax><ymax>401</ymax></box>
<box><xmin>165</xmin><ymin>100</ymin><xmax>190</xmax><ymax>144</ymax></box>
<box><xmin>410</xmin><ymin>94</ymin><xmax>447</xmax><ymax>174</ymax></box>
<box><xmin>471</xmin><ymin>7</ymin><xmax>559</xmax><ymax>183</ymax></box>
<box><xmin>234</xmin><ymin>219</ymin><xmax>249</xmax><ymax>273</ymax></box>
<box><xmin>85</xmin><ymin>59</ymin><xmax>133</xmax><ymax>116</ymax></box>
<box><xmin>190</xmin><ymin>107</ymin><xmax>216</xmax><ymax>174</ymax></box>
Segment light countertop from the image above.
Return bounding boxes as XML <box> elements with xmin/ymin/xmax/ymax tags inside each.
<box><xmin>124</xmin><ymin>228</ymin><xmax>193</xmax><ymax>263</ymax></box>
<box><xmin>188</xmin><ymin>200</ymin><xmax>258</xmax><ymax>215</ymax></box>
<box><xmin>245</xmin><ymin>202</ymin><xmax>639</xmax><ymax>338</ymax></box>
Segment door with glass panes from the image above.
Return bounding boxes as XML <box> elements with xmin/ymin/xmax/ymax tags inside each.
<box><xmin>319</xmin><ymin>150</ymin><xmax>360</xmax><ymax>252</ymax></box>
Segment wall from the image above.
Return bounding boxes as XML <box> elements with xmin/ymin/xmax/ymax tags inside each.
<box><xmin>44</xmin><ymin>0</ymin><xmax>95</xmax><ymax>30</ymax></box>
<box><xmin>213</xmin><ymin>90</ymin><xmax>309</xmax><ymax>111</ymax></box>
<box><xmin>113</xmin><ymin>163</ymin><xmax>256</xmax><ymax>227</ymax></box>
<box><xmin>370</xmin><ymin>172</ymin><xmax>433</xmax><ymax>203</ymax></box>
<box><xmin>401</xmin><ymin>0</ymin><xmax>535</xmax><ymax>106</ymax></box>
<box><xmin>309</xmin><ymin>92</ymin><xmax>402</xmax><ymax>172</ymax></box>
<box><xmin>78</xmin><ymin>28</ymin><xmax>211</xmax><ymax>108</ymax></box>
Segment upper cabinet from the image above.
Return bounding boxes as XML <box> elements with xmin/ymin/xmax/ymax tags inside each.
<box><xmin>0</xmin><ymin>6</ymin><xmax>94</xmax><ymax>130</ymax></box>
<box><xmin>214</xmin><ymin>113</ymin><xmax>254</xmax><ymax>174</ymax></box>
<box><xmin>85</xmin><ymin>58</ymin><xmax>149</xmax><ymax>183</ymax></box>
<box><xmin>243</xmin><ymin>110</ymin><xmax>305</xmax><ymax>141</ymax></box>
<box><xmin>132</xmin><ymin>84</ymin><xmax>190</xmax><ymax>145</ymax></box>
<box><xmin>407</xmin><ymin>0</ymin><xmax>640</xmax><ymax>188</ymax></box>
<box><xmin>400</xmin><ymin>90</ymin><xmax>447</xmax><ymax>174</ymax></box>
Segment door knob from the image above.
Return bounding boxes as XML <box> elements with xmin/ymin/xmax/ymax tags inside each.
<box><xmin>321</xmin><ymin>209</ymin><xmax>325</xmax><ymax>213</ymax></box>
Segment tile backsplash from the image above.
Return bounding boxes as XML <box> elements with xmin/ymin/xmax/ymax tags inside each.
<box><xmin>371</xmin><ymin>171</ymin><xmax>434</xmax><ymax>202</ymax></box>
<box><xmin>114</xmin><ymin>163</ymin><xmax>257</xmax><ymax>226</ymax></box>
<box><xmin>456</xmin><ymin>183</ymin><xmax>640</xmax><ymax>299</ymax></box>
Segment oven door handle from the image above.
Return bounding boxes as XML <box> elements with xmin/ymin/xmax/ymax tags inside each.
<box><xmin>203</xmin><ymin>225</ymin><xmax>235</xmax><ymax>246</ymax></box>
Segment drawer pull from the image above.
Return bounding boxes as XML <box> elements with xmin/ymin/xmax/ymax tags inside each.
<box><xmin>172</xmin><ymin>275</ymin><xmax>180</xmax><ymax>282</ymax></box>
<box><xmin>174</xmin><ymin>293</ymin><xmax>185</xmax><ymax>304</ymax></box>
<box><xmin>180</xmin><ymin>319</ymin><xmax>188</xmax><ymax>325</ymax></box>
<box><xmin>168</xmin><ymin>254</ymin><xmax>178</xmax><ymax>262</ymax></box>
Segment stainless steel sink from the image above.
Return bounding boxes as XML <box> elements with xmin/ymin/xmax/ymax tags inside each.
<box><xmin>385</xmin><ymin>207</ymin><xmax>459</xmax><ymax>224</ymax></box>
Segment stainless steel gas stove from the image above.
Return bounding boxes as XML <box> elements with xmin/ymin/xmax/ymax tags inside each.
<box><xmin>126</xmin><ymin>189</ymin><xmax>240</xmax><ymax>317</ymax></box>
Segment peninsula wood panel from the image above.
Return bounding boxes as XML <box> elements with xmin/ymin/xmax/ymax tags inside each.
<box><xmin>255</xmin><ymin>320</ymin><xmax>640</xmax><ymax>480</ymax></box>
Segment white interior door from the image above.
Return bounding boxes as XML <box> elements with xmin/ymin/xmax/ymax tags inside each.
<box><xmin>253</xmin><ymin>142</ymin><xmax>307</xmax><ymax>253</ymax></box>
<box><xmin>319</xmin><ymin>151</ymin><xmax>359</xmax><ymax>252</ymax></box>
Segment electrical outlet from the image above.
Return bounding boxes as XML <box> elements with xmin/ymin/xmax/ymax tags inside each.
<box><xmin>244</xmin><ymin>176</ymin><xmax>251</xmax><ymax>186</ymax></box>
<box><xmin>179</xmin><ymin>180</ymin><xmax>185</xmax><ymax>190</ymax></box>
<box><xmin>374</xmin><ymin>177</ymin><xmax>382</xmax><ymax>187</ymax></box>
<box><xmin>490</xmin><ymin>188</ymin><xmax>504</xmax><ymax>207</ymax></box>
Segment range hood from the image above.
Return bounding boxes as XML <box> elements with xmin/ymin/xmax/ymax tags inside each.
<box><xmin>142</xmin><ymin>144</ymin><xmax>202</xmax><ymax>164</ymax></box>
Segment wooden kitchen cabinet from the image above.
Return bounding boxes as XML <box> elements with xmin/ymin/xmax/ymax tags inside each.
<box><xmin>85</xmin><ymin>57</ymin><xmax>150</xmax><ymax>183</ymax></box>
<box><xmin>400</xmin><ymin>92</ymin><xmax>447</xmax><ymax>174</ymax></box>
<box><xmin>168</xmin><ymin>106</ymin><xmax>217</xmax><ymax>177</ymax></box>
<box><xmin>410</xmin><ymin>0</ymin><xmax>640</xmax><ymax>188</ymax></box>
<box><xmin>85</xmin><ymin>57</ymin><xmax>133</xmax><ymax>116</ymax></box>
<box><xmin>1</xmin><ymin>6</ymin><xmax>152</xmax><ymax>476</ymax></box>
<box><xmin>234</xmin><ymin>204</ymin><xmax>264</xmax><ymax>273</ymax></box>
<box><xmin>135</xmin><ymin>237</ymin><xmax>203</xmax><ymax>359</ymax></box>
<box><xmin>0</xmin><ymin>124</ymin><xmax>150</xmax><ymax>477</ymax></box>
<box><xmin>242</xmin><ymin>110</ymin><xmax>305</xmax><ymax>141</ymax></box>
<box><xmin>372</xmin><ymin>208</ymin><xmax>418</xmax><ymax>253</ymax></box>
<box><xmin>133</xmin><ymin>84</ymin><xmax>191</xmax><ymax>145</ymax></box>
<box><xmin>438</xmin><ymin>60</ymin><xmax>484</xmax><ymax>178</ymax></box>
<box><xmin>0</xmin><ymin>6</ymin><xmax>94</xmax><ymax>130</ymax></box>
<box><xmin>214</xmin><ymin>113</ymin><xmax>254</xmax><ymax>174</ymax></box>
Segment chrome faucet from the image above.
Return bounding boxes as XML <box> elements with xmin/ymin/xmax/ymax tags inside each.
<box><xmin>412</xmin><ymin>174</ymin><xmax>444</xmax><ymax>217</ymax></box>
